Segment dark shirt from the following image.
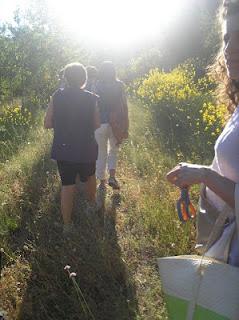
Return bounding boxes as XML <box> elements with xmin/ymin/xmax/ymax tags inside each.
<box><xmin>51</xmin><ymin>87</ymin><xmax>98</xmax><ymax>163</ymax></box>
<box><xmin>85</xmin><ymin>80</ymin><xmax>97</xmax><ymax>94</ymax></box>
<box><xmin>96</xmin><ymin>80</ymin><xmax>124</xmax><ymax>124</ymax></box>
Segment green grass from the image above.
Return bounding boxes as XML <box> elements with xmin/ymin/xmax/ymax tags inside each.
<box><xmin>0</xmin><ymin>113</ymin><xmax>55</xmax><ymax>237</ymax></box>
<box><xmin>0</xmin><ymin>102</ymin><xmax>197</xmax><ymax>319</ymax></box>
<box><xmin>117</xmin><ymin>101</ymin><xmax>196</xmax><ymax>319</ymax></box>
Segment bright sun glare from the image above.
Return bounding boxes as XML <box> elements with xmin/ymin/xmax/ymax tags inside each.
<box><xmin>47</xmin><ymin>0</ymin><xmax>187</xmax><ymax>48</ymax></box>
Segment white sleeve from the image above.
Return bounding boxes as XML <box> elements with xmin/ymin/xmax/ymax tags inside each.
<box><xmin>235</xmin><ymin>183</ymin><xmax>239</xmax><ymax>236</ymax></box>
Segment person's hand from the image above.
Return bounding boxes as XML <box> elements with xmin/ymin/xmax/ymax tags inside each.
<box><xmin>166</xmin><ymin>162</ymin><xmax>209</xmax><ymax>188</ymax></box>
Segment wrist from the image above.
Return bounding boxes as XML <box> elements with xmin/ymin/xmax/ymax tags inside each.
<box><xmin>200</xmin><ymin>166</ymin><xmax>211</xmax><ymax>184</ymax></box>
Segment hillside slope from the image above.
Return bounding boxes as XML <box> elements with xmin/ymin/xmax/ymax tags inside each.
<box><xmin>0</xmin><ymin>102</ymin><xmax>195</xmax><ymax>320</ymax></box>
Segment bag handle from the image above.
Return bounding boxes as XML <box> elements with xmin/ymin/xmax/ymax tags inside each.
<box><xmin>186</xmin><ymin>183</ymin><xmax>239</xmax><ymax>320</ymax></box>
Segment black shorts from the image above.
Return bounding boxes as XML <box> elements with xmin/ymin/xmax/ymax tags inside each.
<box><xmin>57</xmin><ymin>161</ymin><xmax>96</xmax><ymax>186</ymax></box>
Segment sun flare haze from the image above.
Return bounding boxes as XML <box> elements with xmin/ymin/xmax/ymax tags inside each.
<box><xmin>47</xmin><ymin>0</ymin><xmax>188</xmax><ymax>48</ymax></box>
<box><xmin>0</xmin><ymin>0</ymin><xmax>190</xmax><ymax>48</ymax></box>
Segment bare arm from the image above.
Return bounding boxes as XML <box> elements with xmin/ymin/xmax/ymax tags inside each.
<box><xmin>204</xmin><ymin>168</ymin><xmax>235</xmax><ymax>209</ymax></box>
<box><xmin>44</xmin><ymin>97</ymin><xmax>54</xmax><ymax>129</ymax></box>
<box><xmin>122</xmin><ymin>84</ymin><xmax>129</xmax><ymax>131</ymax></box>
<box><xmin>167</xmin><ymin>163</ymin><xmax>236</xmax><ymax>209</ymax></box>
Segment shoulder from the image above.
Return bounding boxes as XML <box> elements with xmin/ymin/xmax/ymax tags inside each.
<box><xmin>116</xmin><ymin>79</ymin><xmax>124</xmax><ymax>85</ymax></box>
<box><xmin>52</xmin><ymin>88</ymin><xmax>64</xmax><ymax>97</ymax></box>
<box><xmin>115</xmin><ymin>80</ymin><xmax>126</xmax><ymax>94</ymax></box>
<box><xmin>51</xmin><ymin>89</ymin><xmax>63</xmax><ymax>107</ymax></box>
<box><xmin>116</xmin><ymin>79</ymin><xmax>124</xmax><ymax>86</ymax></box>
<box><xmin>52</xmin><ymin>88</ymin><xmax>66</xmax><ymax>102</ymax></box>
<box><xmin>82</xmin><ymin>89</ymin><xmax>99</xmax><ymax>98</ymax></box>
<box><xmin>82</xmin><ymin>89</ymin><xmax>99</xmax><ymax>103</ymax></box>
<box><xmin>115</xmin><ymin>79</ymin><xmax>125</xmax><ymax>89</ymax></box>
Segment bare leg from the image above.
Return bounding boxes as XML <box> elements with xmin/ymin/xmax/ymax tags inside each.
<box><xmin>109</xmin><ymin>169</ymin><xmax>116</xmax><ymax>178</ymax></box>
<box><xmin>85</xmin><ymin>175</ymin><xmax>96</xmax><ymax>203</ymax></box>
<box><xmin>61</xmin><ymin>185</ymin><xmax>76</xmax><ymax>225</ymax></box>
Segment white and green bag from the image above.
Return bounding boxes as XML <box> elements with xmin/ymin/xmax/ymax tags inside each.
<box><xmin>158</xmin><ymin>185</ymin><xmax>239</xmax><ymax>320</ymax></box>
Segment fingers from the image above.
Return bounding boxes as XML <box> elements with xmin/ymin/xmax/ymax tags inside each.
<box><xmin>167</xmin><ymin>162</ymin><xmax>200</xmax><ymax>189</ymax></box>
<box><xmin>166</xmin><ymin>165</ymin><xmax>189</xmax><ymax>188</ymax></box>
<box><xmin>166</xmin><ymin>169</ymin><xmax>179</xmax><ymax>183</ymax></box>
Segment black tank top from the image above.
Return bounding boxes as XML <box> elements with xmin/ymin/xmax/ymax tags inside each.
<box><xmin>51</xmin><ymin>87</ymin><xmax>98</xmax><ymax>163</ymax></box>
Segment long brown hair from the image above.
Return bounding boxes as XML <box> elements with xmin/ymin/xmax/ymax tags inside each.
<box><xmin>209</xmin><ymin>0</ymin><xmax>239</xmax><ymax>113</ymax></box>
<box><xmin>98</xmin><ymin>61</ymin><xmax>117</xmax><ymax>83</ymax></box>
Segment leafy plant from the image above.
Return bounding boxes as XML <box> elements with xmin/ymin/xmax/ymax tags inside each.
<box><xmin>134</xmin><ymin>61</ymin><xmax>227</xmax><ymax>161</ymax></box>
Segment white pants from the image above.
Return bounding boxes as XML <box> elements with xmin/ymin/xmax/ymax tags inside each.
<box><xmin>95</xmin><ymin>124</ymin><xmax>119</xmax><ymax>180</ymax></box>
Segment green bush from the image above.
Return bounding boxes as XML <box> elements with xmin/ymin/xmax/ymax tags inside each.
<box><xmin>0</xmin><ymin>103</ymin><xmax>33</xmax><ymax>163</ymax></box>
<box><xmin>134</xmin><ymin>62</ymin><xmax>227</xmax><ymax>161</ymax></box>
<box><xmin>0</xmin><ymin>104</ymin><xmax>32</xmax><ymax>141</ymax></box>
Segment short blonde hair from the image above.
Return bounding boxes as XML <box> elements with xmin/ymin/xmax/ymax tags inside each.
<box><xmin>64</xmin><ymin>63</ymin><xmax>86</xmax><ymax>87</ymax></box>
<box><xmin>86</xmin><ymin>66</ymin><xmax>98</xmax><ymax>80</ymax></box>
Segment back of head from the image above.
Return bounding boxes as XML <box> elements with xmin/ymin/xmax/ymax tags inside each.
<box><xmin>63</xmin><ymin>63</ymin><xmax>86</xmax><ymax>88</ymax></box>
<box><xmin>98</xmin><ymin>61</ymin><xmax>116</xmax><ymax>82</ymax></box>
<box><xmin>86</xmin><ymin>66</ymin><xmax>98</xmax><ymax>81</ymax></box>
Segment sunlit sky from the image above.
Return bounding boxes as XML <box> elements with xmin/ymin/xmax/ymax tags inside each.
<box><xmin>0</xmin><ymin>0</ymin><xmax>190</xmax><ymax>48</ymax></box>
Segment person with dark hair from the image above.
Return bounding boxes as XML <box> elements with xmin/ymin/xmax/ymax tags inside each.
<box><xmin>167</xmin><ymin>0</ymin><xmax>239</xmax><ymax>266</ymax></box>
<box><xmin>85</xmin><ymin>66</ymin><xmax>98</xmax><ymax>93</ymax></box>
<box><xmin>44</xmin><ymin>62</ymin><xmax>100</xmax><ymax>234</ymax></box>
<box><xmin>95</xmin><ymin>61</ymin><xmax>129</xmax><ymax>190</ymax></box>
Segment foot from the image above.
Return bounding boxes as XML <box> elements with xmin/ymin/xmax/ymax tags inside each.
<box><xmin>98</xmin><ymin>181</ymin><xmax>107</xmax><ymax>191</ymax></box>
<box><xmin>108</xmin><ymin>176</ymin><xmax>120</xmax><ymax>190</ymax></box>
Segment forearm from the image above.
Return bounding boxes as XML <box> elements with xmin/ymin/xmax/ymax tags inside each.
<box><xmin>44</xmin><ymin>116</ymin><xmax>53</xmax><ymax>129</ymax></box>
<box><xmin>203</xmin><ymin>167</ymin><xmax>236</xmax><ymax>209</ymax></box>
<box><xmin>121</xmin><ymin>85</ymin><xmax>129</xmax><ymax>130</ymax></box>
<box><xmin>124</xmin><ymin>102</ymin><xmax>129</xmax><ymax>131</ymax></box>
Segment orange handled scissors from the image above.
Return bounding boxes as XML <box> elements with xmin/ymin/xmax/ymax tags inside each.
<box><xmin>176</xmin><ymin>187</ymin><xmax>196</xmax><ymax>222</ymax></box>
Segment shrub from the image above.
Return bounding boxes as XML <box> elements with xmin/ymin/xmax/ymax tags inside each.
<box><xmin>0</xmin><ymin>103</ymin><xmax>33</xmax><ymax>162</ymax></box>
<box><xmin>135</xmin><ymin>62</ymin><xmax>227</xmax><ymax>161</ymax></box>
<box><xmin>0</xmin><ymin>104</ymin><xmax>32</xmax><ymax>141</ymax></box>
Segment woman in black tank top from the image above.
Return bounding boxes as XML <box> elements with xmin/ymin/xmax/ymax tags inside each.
<box><xmin>44</xmin><ymin>63</ymin><xmax>100</xmax><ymax>235</ymax></box>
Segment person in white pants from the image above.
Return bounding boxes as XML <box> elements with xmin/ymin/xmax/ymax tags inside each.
<box><xmin>95</xmin><ymin>124</ymin><xmax>119</xmax><ymax>187</ymax></box>
<box><xmin>95</xmin><ymin>61</ymin><xmax>129</xmax><ymax>190</ymax></box>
